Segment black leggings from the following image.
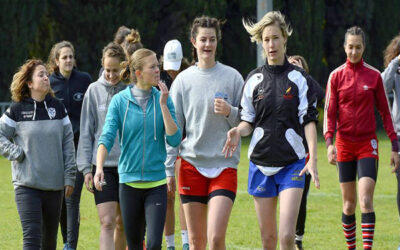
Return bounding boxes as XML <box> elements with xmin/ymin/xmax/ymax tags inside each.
<box><xmin>338</xmin><ymin>158</ymin><xmax>378</xmax><ymax>183</ymax></box>
<box><xmin>296</xmin><ymin>173</ymin><xmax>311</xmax><ymax>236</ymax></box>
<box><xmin>119</xmin><ymin>183</ymin><xmax>167</xmax><ymax>250</ymax></box>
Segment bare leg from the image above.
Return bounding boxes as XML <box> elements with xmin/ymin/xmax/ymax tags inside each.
<box><xmin>183</xmin><ymin>202</ymin><xmax>207</xmax><ymax>250</ymax></box>
<box><xmin>164</xmin><ymin>186</ymin><xmax>176</xmax><ymax>237</ymax></box>
<box><xmin>278</xmin><ymin>188</ymin><xmax>303</xmax><ymax>250</ymax></box>
<box><xmin>253</xmin><ymin>196</ymin><xmax>278</xmax><ymax>250</ymax></box>
<box><xmin>358</xmin><ymin>177</ymin><xmax>375</xmax><ymax>213</ymax></box>
<box><xmin>97</xmin><ymin>201</ymin><xmax>118</xmax><ymax>250</ymax></box>
<box><xmin>207</xmin><ymin>196</ymin><xmax>234</xmax><ymax>250</ymax></box>
<box><xmin>340</xmin><ymin>182</ymin><xmax>357</xmax><ymax>215</ymax></box>
<box><xmin>176</xmin><ymin>159</ymin><xmax>188</xmax><ymax>232</ymax></box>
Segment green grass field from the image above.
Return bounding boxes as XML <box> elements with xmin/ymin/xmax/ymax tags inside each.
<box><xmin>0</xmin><ymin>134</ymin><xmax>399</xmax><ymax>249</ymax></box>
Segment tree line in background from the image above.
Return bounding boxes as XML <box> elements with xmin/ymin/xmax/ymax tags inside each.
<box><xmin>1</xmin><ymin>0</ymin><xmax>400</xmax><ymax>101</ymax></box>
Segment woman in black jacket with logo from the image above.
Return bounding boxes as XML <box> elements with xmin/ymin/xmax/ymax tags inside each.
<box><xmin>48</xmin><ymin>41</ymin><xmax>92</xmax><ymax>250</ymax></box>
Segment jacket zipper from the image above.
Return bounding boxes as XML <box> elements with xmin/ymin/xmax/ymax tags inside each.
<box><xmin>272</xmin><ymin>73</ymin><xmax>277</xmax><ymax>165</ymax></box>
<box><xmin>141</xmin><ymin>111</ymin><xmax>146</xmax><ymax>180</ymax></box>
<box><xmin>352</xmin><ymin>66</ymin><xmax>357</xmax><ymax>138</ymax></box>
<box><xmin>66</xmin><ymin>78</ymin><xmax>70</xmax><ymax>112</ymax></box>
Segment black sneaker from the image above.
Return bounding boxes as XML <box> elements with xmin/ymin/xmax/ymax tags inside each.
<box><xmin>295</xmin><ymin>240</ymin><xmax>304</xmax><ymax>250</ymax></box>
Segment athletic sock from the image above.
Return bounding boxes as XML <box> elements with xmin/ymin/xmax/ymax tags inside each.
<box><xmin>361</xmin><ymin>212</ymin><xmax>375</xmax><ymax>250</ymax></box>
<box><xmin>181</xmin><ymin>230</ymin><xmax>189</xmax><ymax>245</ymax></box>
<box><xmin>342</xmin><ymin>213</ymin><xmax>356</xmax><ymax>250</ymax></box>
<box><xmin>165</xmin><ymin>234</ymin><xmax>175</xmax><ymax>248</ymax></box>
<box><xmin>295</xmin><ymin>234</ymin><xmax>304</xmax><ymax>242</ymax></box>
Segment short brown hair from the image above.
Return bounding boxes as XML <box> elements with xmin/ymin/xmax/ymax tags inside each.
<box><xmin>114</xmin><ymin>25</ymin><xmax>131</xmax><ymax>45</ymax></box>
<box><xmin>101</xmin><ymin>42</ymin><xmax>126</xmax><ymax>66</ymax></box>
<box><xmin>344</xmin><ymin>26</ymin><xmax>365</xmax><ymax>46</ymax></box>
<box><xmin>190</xmin><ymin>16</ymin><xmax>222</xmax><ymax>63</ymax></box>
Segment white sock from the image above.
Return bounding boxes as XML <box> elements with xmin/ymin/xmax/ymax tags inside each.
<box><xmin>165</xmin><ymin>234</ymin><xmax>175</xmax><ymax>247</ymax></box>
<box><xmin>295</xmin><ymin>234</ymin><xmax>304</xmax><ymax>241</ymax></box>
<box><xmin>181</xmin><ymin>230</ymin><xmax>189</xmax><ymax>245</ymax></box>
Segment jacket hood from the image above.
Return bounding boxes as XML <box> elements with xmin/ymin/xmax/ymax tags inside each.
<box><xmin>51</xmin><ymin>69</ymin><xmax>76</xmax><ymax>80</ymax></box>
<box><xmin>22</xmin><ymin>94</ymin><xmax>56</xmax><ymax>121</ymax></box>
<box><xmin>119</xmin><ymin>85</ymin><xmax>159</xmax><ymax>103</ymax></box>
<box><xmin>98</xmin><ymin>71</ymin><xmax>127</xmax><ymax>96</ymax></box>
<box><xmin>22</xmin><ymin>94</ymin><xmax>53</xmax><ymax>104</ymax></box>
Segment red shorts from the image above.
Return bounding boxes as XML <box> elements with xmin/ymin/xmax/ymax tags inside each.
<box><xmin>179</xmin><ymin>158</ymin><xmax>237</xmax><ymax>204</ymax></box>
<box><xmin>336</xmin><ymin>135</ymin><xmax>379</xmax><ymax>162</ymax></box>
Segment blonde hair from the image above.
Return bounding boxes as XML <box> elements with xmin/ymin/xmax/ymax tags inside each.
<box><xmin>121</xmin><ymin>29</ymin><xmax>143</xmax><ymax>57</ymax></box>
<box><xmin>243</xmin><ymin>11</ymin><xmax>292</xmax><ymax>45</ymax></box>
<box><xmin>47</xmin><ymin>41</ymin><xmax>75</xmax><ymax>74</ymax></box>
<box><xmin>11</xmin><ymin>59</ymin><xmax>54</xmax><ymax>102</ymax></box>
<box><xmin>120</xmin><ymin>48</ymin><xmax>156</xmax><ymax>83</ymax></box>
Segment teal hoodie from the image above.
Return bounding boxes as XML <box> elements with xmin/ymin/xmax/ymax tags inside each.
<box><xmin>98</xmin><ymin>86</ymin><xmax>181</xmax><ymax>183</ymax></box>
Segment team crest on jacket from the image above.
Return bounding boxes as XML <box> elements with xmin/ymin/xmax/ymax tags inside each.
<box><xmin>257</xmin><ymin>87</ymin><xmax>265</xmax><ymax>100</ymax></box>
<box><xmin>73</xmin><ymin>92</ymin><xmax>84</xmax><ymax>101</ymax></box>
<box><xmin>371</xmin><ymin>139</ymin><xmax>377</xmax><ymax>155</ymax></box>
<box><xmin>47</xmin><ymin>107</ymin><xmax>56</xmax><ymax>119</ymax></box>
<box><xmin>283</xmin><ymin>86</ymin><xmax>294</xmax><ymax>100</ymax></box>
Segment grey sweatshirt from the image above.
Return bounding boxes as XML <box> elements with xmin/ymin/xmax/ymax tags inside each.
<box><xmin>165</xmin><ymin>62</ymin><xmax>244</xmax><ymax>176</ymax></box>
<box><xmin>77</xmin><ymin>73</ymin><xmax>127</xmax><ymax>175</ymax></box>
<box><xmin>0</xmin><ymin>96</ymin><xmax>76</xmax><ymax>190</ymax></box>
<box><xmin>382</xmin><ymin>57</ymin><xmax>400</xmax><ymax>135</ymax></box>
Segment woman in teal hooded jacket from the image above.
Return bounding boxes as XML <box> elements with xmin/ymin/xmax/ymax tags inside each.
<box><xmin>95</xmin><ymin>48</ymin><xmax>181</xmax><ymax>250</ymax></box>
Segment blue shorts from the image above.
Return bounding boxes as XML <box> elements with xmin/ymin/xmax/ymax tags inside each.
<box><xmin>248</xmin><ymin>158</ymin><xmax>305</xmax><ymax>197</ymax></box>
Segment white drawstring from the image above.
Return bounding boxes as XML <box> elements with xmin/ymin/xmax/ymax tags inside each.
<box><xmin>121</xmin><ymin>100</ymin><xmax>130</xmax><ymax>144</ymax></box>
<box><xmin>32</xmin><ymin>101</ymin><xmax>37</xmax><ymax>120</ymax></box>
<box><xmin>44</xmin><ymin>101</ymin><xmax>52</xmax><ymax>119</ymax></box>
<box><xmin>153</xmin><ymin>95</ymin><xmax>156</xmax><ymax>141</ymax></box>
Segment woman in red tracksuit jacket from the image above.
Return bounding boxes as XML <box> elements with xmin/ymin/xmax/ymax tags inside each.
<box><xmin>323</xmin><ymin>26</ymin><xmax>400</xmax><ymax>250</ymax></box>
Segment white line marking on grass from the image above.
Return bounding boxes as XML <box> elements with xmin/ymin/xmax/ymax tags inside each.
<box><xmin>237</xmin><ymin>190</ymin><xmax>395</xmax><ymax>199</ymax></box>
<box><xmin>226</xmin><ymin>243</ymin><xmax>262</xmax><ymax>250</ymax></box>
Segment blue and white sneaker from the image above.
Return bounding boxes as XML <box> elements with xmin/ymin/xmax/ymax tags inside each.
<box><xmin>183</xmin><ymin>243</ymin><xmax>190</xmax><ymax>250</ymax></box>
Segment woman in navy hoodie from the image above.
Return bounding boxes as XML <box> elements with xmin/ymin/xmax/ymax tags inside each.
<box><xmin>47</xmin><ymin>40</ymin><xmax>92</xmax><ymax>250</ymax></box>
<box><xmin>95</xmin><ymin>48</ymin><xmax>181</xmax><ymax>250</ymax></box>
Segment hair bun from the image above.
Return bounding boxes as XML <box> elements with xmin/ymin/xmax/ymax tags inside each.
<box><xmin>126</xmin><ymin>29</ymin><xmax>141</xmax><ymax>44</ymax></box>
